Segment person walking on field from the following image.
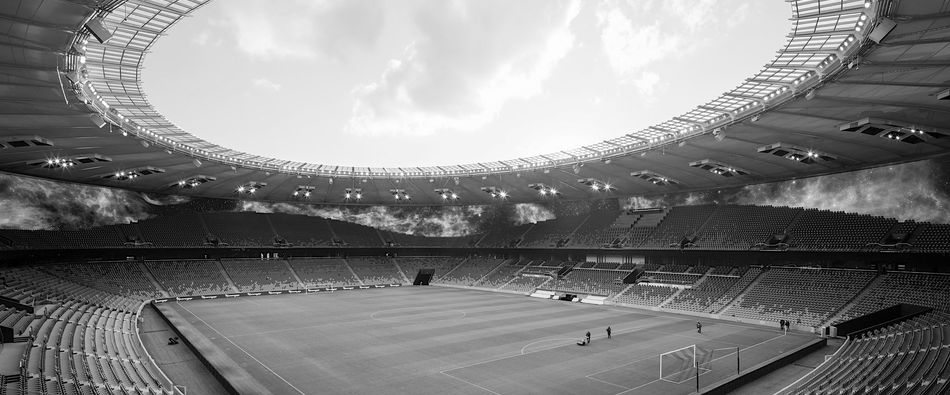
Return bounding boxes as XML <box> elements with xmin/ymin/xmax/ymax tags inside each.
<box><xmin>606</xmin><ymin>326</ymin><xmax>612</xmax><ymax>339</ymax></box>
<box><xmin>697</xmin><ymin>321</ymin><xmax>703</xmax><ymax>334</ymax></box>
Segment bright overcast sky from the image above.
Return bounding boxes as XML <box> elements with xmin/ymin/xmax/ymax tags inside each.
<box><xmin>143</xmin><ymin>0</ymin><xmax>790</xmax><ymax>168</ymax></box>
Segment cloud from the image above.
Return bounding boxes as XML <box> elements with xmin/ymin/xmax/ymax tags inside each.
<box><xmin>219</xmin><ymin>0</ymin><xmax>384</xmax><ymax>61</ymax></box>
<box><xmin>595</xmin><ymin>2</ymin><xmax>682</xmax><ymax>83</ymax></box>
<box><xmin>595</xmin><ymin>0</ymin><xmax>743</xmax><ymax>86</ymax></box>
<box><xmin>0</xmin><ymin>172</ymin><xmax>154</xmax><ymax>230</ymax></box>
<box><xmin>622</xmin><ymin>159</ymin><xmax>950</xmax><ymax>224</ymax></box>
<box><xmin>633</xmin><ymin>71</ymin><xmax>660</xmax><ymax>96</ymax></box>
<box><xmin>345</xmin><ymin>0</ymin><xmax>582</xmax><ymax>137</ymax></box>
<box><xmin>251</xmin><ymin>78</ymin><xmax>282</xmax><ymax>91</ymax></box>
<box><xmin>238</xmin><ymin>201</ymin><xmax>520</xmax><ymax>237</ymax></box>
<box><xmin>664</xmin><ymin>0</ymin><xmax>721</xmax><ymax>31</ymax></box>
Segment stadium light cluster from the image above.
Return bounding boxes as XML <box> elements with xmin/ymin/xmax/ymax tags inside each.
<box><xmin>577</xmin><ymin>178</ymin><xmax>614</xmax><ymax>192</ymax></box>
<box><xmin>757</xmin><ymin>143</ymin><xmax>836</xmax><ymax>164</ymax></box>
<box><xmin>434</xmin><ymin>188</ymin><xmax>459</xmax><ymax>201</ymax></box>
<box><xmin>174</xmin><ymin>175</ymin><xmax>215</xmax><ymax>189</ymax></box>
<box><xmin>105</xmin><ymin>167</ymin><xmax>164</xmax><ymax>181</ymax></box>
<box><xmin>293</xmin><ymin>186</ymin><xmax>315</xmax><ymax>198</ymax></box>
<box><xmin>630</xmin><ymin>171</ymin><xmax>680</xmax><ymax>187</ymax></box>
<box><xmin>344</xmin><ymin>188</ymin><xmax>362</xmax><ymax>201</ymax></box>
<box><xmin>480</xmin><ymin>186</ymin><xmax>508</xmax><ymax>199</ymax></box>
<box><xmin>43</xmin><ymin>158</ymin><xmax>76</xmax><ymax>169</ymax></box>
<box><xmin>528</xmin><ymin>183</ymin><xmax>559</xmax><ymax>197</ymax></box>
<box><xmin>389</xmin><ymin>188</ymin><xmax>411</xmax><ymax>201</ymax></box>
<box><xmin>237</xmin><ymin>181</ymin><xmax>267</xmax><ymax>194</ymax></box>
<box><xmin>838</xmin><ymin>117</ymin><xmax>947</xmax><ymax>145</ymax></box>
<box><xmin>688</xmin><ymin>160</ymin><xmax>750</xmax><ymax>178</ymax></box>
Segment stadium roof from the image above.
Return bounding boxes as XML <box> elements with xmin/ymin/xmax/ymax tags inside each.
<box><xmin>0</xmin><ymin>0</ymin><xmax>949</xmax><ymax>205</ymax></box>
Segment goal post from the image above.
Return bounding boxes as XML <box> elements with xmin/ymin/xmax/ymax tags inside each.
<box><xmin>659</xmin><ymin>344</ymin><xmax>697</xmax><ymax>383</ymax></box>
<box><xmin>659</xmin><ymin>345</ymin><xmax>737</xmax><ymax>384</ymax></box>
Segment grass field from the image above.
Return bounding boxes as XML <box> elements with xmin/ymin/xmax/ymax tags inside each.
<box><xmin>166</xmin><ymin>286</ymin><xmax>813</xmax><ymax>395</ymax></box>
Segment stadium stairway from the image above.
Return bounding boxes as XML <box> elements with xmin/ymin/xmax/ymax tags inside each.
<box><xmin>470</xmin><ymin>232</ymin><xmax>491</xmax><ymax>247</ymax></box>
<box><xmin>389</xmin><ymin>258</ymin><xmax>412</xmax><ymax>284</ymax></box>
<box><xmin>138</xmin><ymin>262</ymin><xmax>171</xmax><ymax>298</ymax></box>
<box><xmin>433</xmin><ymin>257</ymin><xmax>468</xmax><ymax>282</ymax></box>
<box><xmin>610</xmin><ymin>283</ymin><xmax>637</xmax><ymax>303</ymax></box>
<box><xmin>821</xmin><ymin>273</ymin><xmax>886</xmax><ymax>327</ymax></box>
<box><xmin>283</xmin><ymin>260</ymin><xmax>306</xmax><ymax>288</ymax></box>
<box><xmin>342</xmin><ymin>259</ymin><xmax>365</xmax><ymax>286</ymax></box>
<box><xmin>657</xmin><ymin>267</ymin><xmax>712</xmax><ymax>309</ymax></box>
<box><xmin>496</xmin><ymin>262</ymin><xmax>533</xmax><ymax>290</ymax></box>
<box><xmin>716</xmin><ymin>268</ymin><xmax>768</xmax><ymax>315</ymax></box>
<box><xmin>471</xmin><ymin>258</ymin><xmax>516</xmax><ymax>286</ymax></box>
<box><xmin>512</xmin><ymin>224</ymin><xmax>536</xmax><ymax>248</ymax></box>
<box><xmin>213</xmin><ymin>261</ymin><xmax>240</xmax><ymax>293</ymax></box>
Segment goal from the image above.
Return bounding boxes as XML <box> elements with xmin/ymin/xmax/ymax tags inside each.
<box><xmin>659</xmin><ymin>345</ymin><xmax>715</xmax><ymax>383</ymax></box>
<box><xmin>659</xmin><ymin>345</ymin><xmax>740</xmax><ymax>384</ymax></box>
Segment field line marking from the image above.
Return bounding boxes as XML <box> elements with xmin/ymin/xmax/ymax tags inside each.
<box><xmin>609</xmin><ymin>330</ymin><xmax>789</xmax><ymax>395</ymax></box>
<box><xmin>616</xmin><ymin>378</ymin><xmax>662</xmax><ymax>394</ymax></box>
<box><xmin>441</xmin><ymin>371</ymin><xmax>503</xmax><ymax>395</ymax></box>
<box><xmin>586</xmin><ymin>375</ymin><xmax>631</xmax><ymax>390</ymax></box>
<box><xmin>177</xmin><ymin>302</ymin><xmax>307</xmax><ymax>395</ymax></box>
<box><xmin>520</xmin><ymin>338</ymin><xmax>577</xmax><ymax>355</ymax></box>
<box><xmin>441</xmin><ymin>317</ymin><xmax>681</xmax><ymax>374</ymax></box>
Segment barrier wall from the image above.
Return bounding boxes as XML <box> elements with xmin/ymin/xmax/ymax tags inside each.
<box><xmin>700</xmin><ymin>338</ymin><xmax>827</xmax><ymax>395</ymax></box>
<box><xmin>831</xmin><ymin>303</ymin><xmax>932</xmax><ymax>338</ymax></box>
<box><xmin>153</xmin><ymin>303</ymin><xmax>250</xmax><ymax>395</ymax></box>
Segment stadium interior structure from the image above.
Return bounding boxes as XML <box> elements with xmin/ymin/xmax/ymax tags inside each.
<box><xmin>1</xmin><ymin>0</ymin><xmax>950</xmax><ymax>394</ymax></box>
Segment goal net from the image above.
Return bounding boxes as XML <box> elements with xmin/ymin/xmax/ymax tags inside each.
<box><xmin>659</xmin><ymin>345</ymin><xmax>715</xmax><ymax>383</ymax></box>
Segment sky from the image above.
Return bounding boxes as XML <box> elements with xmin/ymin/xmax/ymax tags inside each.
<box><xmin>142</xmin><ymin>0</ymin><xmax>790</xmax><ymax>168</ymax></box>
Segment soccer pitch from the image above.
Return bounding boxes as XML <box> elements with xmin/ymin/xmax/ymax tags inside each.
<box><xmin>162</xmin><ymin>286</ymin><xmax>812</xmax><ymax>394</ymax></box>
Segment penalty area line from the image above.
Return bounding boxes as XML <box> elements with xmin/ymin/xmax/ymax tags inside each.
<box><xmin>177</xmin><ymin>302</ymin><xmax>307</xmax><ymax>395</ymax></box>
<box><xmin>440</xmin><ymin>371</ymin><xmax>503</xmax><ymax>395</ymax></box>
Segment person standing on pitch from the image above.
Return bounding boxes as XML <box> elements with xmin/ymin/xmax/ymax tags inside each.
<box><xmin>606</xmin><ymin>326</ymin><xmax>612</xmax><ymax>339</ymax></box>
<box><xmin>696</xmin><ymin>321</ymin><xmax>703</xmax><ymax>334</ymax></box>
<box><xmin>586</xmin><ymin>331</ymin><xmax>591</xmax><ymax>344</ymax></box>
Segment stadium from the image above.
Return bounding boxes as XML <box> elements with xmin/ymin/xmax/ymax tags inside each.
<box><xmin>0</xmin><ymin>0</ymin><xmax>949</xmax><ymax>394</ymax></box>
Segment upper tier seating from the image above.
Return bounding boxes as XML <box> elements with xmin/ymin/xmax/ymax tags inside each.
<box><xmin>267</xmin><ymin>213</ymin><xmax>335</xmax><ymax>247</ymax></box>
<box><xmin>639</xmin><ymin>206</ymin><xmax>717</xmax><ymax>249</ymax></box>
<box><xmin>379</xmin><ymin>231</ymin><xmax>476</xmax><ymax>248</ymax></box>
<box><xmin>203</xmin><ymin>212</ymin><xmax>274</xmax><ymax>246</ymax></box>
<box><xmin>476</xmin><ymin>224</ymin><xmax>534</xmax><ymax>248</ymax></box>
<box><xmin>519</xmin><ymin>215</ymin><xmax>588</xmax><ymax>248</ymax></box>
<box><xmin>328</xmin><ymin>220</ymin><xmax>383</xmax><ymax>246</ymax></box>
<box><xmin>785</xmin><ymin>209</ymin><xmax>896</xmax><ymax>251</ymax></box>
<box><xmin>911</xmin><ymin>223</ymin><xmax>950</xmax><ymax>253</ymax></box>
<box><xmin>694</xmin><ymin>205</ymin><xmax>799</xmax><ymax>250</ymax></box>
<box><xmin>136</xmin><ymin>215</ymin><xmax>206</xmax><ymax>247</ymax></box>
<box><xmin>568</xmin><ymin>211</ymin><xmax>622</xmax><ymax>247</ymax></box>
<box><xmin>2</xmin><ymin>205</ymin><xmax>949</xmax><ymax>252</ymax></box>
